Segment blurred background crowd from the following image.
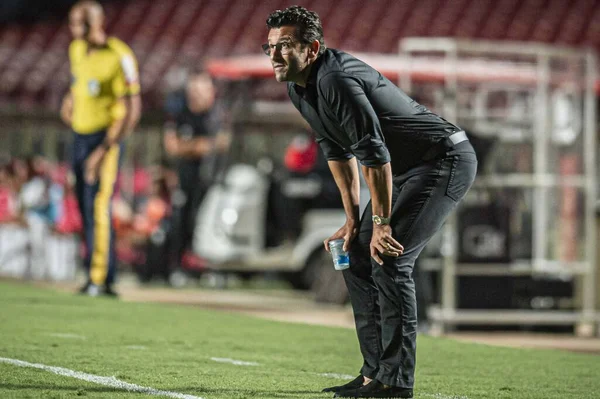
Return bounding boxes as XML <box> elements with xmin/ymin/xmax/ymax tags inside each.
<box><xmin>0</xmin><ymin>0</ymin><xmax>599</xmax><ymax>335</ymax></box>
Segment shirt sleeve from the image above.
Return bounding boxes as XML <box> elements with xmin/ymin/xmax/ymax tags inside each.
<box><xmin>320</xmin><ymin>72</ymin><xmax>391</xmax><ymax>166</ymax></box>
<box><xmin>288</xmin><ymin>81</ymin><xmax>353</xmax><ymax>162</ymax></box>
<box><xmin>316</xmin><ymin>136</ymin><xmax>354</xmax><ymax>161</ymax></box>
<box><xmin>108</xmin><ymin>38</ymin><xmax>141</xmax><ymax>96</ymax></box>
<box><xmin>110</xmin><ymin>67</ymin><xmax>127</xmax><ymax>121</ymax></box>
<box><xmin>119</xmin><ymin>53</ymin><xmax>141</xmax><ymax>96</ymax></box>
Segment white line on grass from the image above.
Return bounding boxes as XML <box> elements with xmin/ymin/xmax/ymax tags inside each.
<box><xmin>423</xmin><ymin>394</ymin><xmax>469</xmax><ymax>399</ymax></box>
<box><xmin>317</xmin><ymin>373</ymin><xmax>355</xmax><ymax>380</ymax></box>
<box><xmin>0</xmin><ymin>357</ymin><xmax>204</xmax><ymax>399</ymax></box>
<box><xmin>48</xmin><ymin>333</ymin><xmax>86</xmax><ymax>340</ymax></box>
<box><xmin>0</xmin><ymin>357</ymin><xmax>467</xmax><ymax>399</ymax></box>
<box><xmin>126</xmin><ymin>345</ymin><xmax>148</xmax><ymax>350</ymax></box>
<box><xmin>210</xmin><ymin>357</ymin><xmax>259</xmax><ymax>366</ymax></box>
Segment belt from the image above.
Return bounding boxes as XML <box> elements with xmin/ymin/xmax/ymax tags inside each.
<box><xmin>422</xmin><ymin>130</ymin><xmax>469</xmax><ymax>161</ymax></box>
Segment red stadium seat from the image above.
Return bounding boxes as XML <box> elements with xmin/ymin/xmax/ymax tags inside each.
<box><xmin>555</xmin><ymin>0</ymin><xmax>597</xmax><ymax>45</ymax></box>
<box><xmin>530</xmin><ymin>0</ymin><xmax>570</xmax><ymax>43</ymax></box>
<box><xmin>0</xmin><ymin>0</ymin><xmax>599</xmax><ymax>108</ymax></box>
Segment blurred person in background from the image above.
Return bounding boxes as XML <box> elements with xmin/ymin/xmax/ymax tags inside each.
<box><xmin>265</xmin><ymin>6</ymin><xmax>477</xmax><ymax>398</ymax></box>
<box><xmin>60</xmin><ymin>0</ymin><xmax>142</xmax><ymax>297</ymax></box>
<box><xmin>52</xmin><ymin>171</ymin><xmax>83</xmax><ymax>236</ymax></box>
<box><xmin>0</xmin><ymin>160</ymin><xmax>29</xmax><ymax>278</ymax></box>
<box><xmin>163</xmin><ymin>66</ymin><xmax>230</xmax><ymax>272</ymax></box>
<box><xmin>131</xmin><ymin>175</ymin><xmax>171</xmax><ymax>243</ymax></box>
<box><xmin>131</xmin><ymin>171</ymin><xmax>173</xmax><ymax>283</ymax></box>
<box><xmin>46</xmin><ymin>169</ymin><xmax>83</xmax><ymax>282</ymax></box>
<box><xmin>14</xmin><ymin>156</ymin><xmax>60</xmax><ymax>280</ymax></box>
<box><xmin>0</xmin><ymin>162</ymin><xmax>18</xmax><ymax>224</ymax></box>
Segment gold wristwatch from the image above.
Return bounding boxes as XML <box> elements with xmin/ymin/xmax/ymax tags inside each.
<box><xmin>372</xmin><ymin>215</ymin><xmax>391</xmax><ymax>225</ymax></box>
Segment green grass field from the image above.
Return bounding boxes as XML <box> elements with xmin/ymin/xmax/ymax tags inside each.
<box><xmin>1</xmin><ymin>280</ymin><xmax>599</xmax><ymax>399</ymax></box>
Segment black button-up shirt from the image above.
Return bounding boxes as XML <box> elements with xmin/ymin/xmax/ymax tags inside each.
<box><xmin>288</xmin><ymin>48</ymin><xmax>462</xmax><ymax>175</ymax></box>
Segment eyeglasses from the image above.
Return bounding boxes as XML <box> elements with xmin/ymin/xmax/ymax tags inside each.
<box><xmin>262</xmin><ymin>41</ymin><xmax>297</xmax><ymax>56</ymax></box>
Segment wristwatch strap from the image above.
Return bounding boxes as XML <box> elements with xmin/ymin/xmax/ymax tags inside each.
<box><xmin>372</xmin><ymin>215</ymin><xmax>391</xmax><ymax>225</ymax></box>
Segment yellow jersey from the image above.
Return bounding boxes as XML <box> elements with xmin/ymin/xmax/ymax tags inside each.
<box><xmin>69</xmin><ymin>37</ymin><xmax>140</xmax><ymax>134</ymax></box>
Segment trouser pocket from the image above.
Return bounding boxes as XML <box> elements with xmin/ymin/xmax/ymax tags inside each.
<box><xmin>445</xmin><ymin>152</ymin><xmax>478</xmax><ymax>201</ymax></box>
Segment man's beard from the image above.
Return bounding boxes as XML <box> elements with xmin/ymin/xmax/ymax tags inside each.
<box><xmin>275</xmin><ymin>56</ymin><xmax>305</xmax><ymax>82</ymax></box>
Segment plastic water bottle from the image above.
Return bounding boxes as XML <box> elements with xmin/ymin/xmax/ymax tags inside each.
<box><xmin>329</xmin><ymin>239</ymin><xmax>350</xmax><ymax>270</ymax></box>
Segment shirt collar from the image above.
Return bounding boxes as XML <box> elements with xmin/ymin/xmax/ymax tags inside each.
<box><xmin>293</xmin><ymin>53</ymin><xmax>324</xmax><ymax>97</ymax></box>
<box><xmin>306</xmin><ymin>54</ymin><xmax>323</xmax><ymax>87</ymax></box>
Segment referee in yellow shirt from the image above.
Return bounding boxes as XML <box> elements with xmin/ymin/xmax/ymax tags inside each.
<box><xmin>61</xmin><ymin>1</ymin><xmax>142</xmax><ymax>297</ymax></box>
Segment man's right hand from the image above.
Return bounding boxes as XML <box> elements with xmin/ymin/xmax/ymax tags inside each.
<box><xmin>324</xmin><ymin>220</ymin><xmax>358</xmax><ymax>252</ymax></box>
<box><xmin>163</xmin><ymin>130</ymin><xmax>180</xmax><ymax>157</ymax></box>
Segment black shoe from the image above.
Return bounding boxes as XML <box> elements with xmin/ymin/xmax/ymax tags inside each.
<box><xmin>102</xmin><ymin>285</ymin><xmax>119</xmax><ymax>298</ymax></box>
<box><xmin>322</xmin><ymin>375</ymin><xmax>365</xmax><ymax>393</ymax></box>
<box><xmin>334</xmin><ymin>380</ymin><xmax>413</xmax><ymax>398</ymax></box>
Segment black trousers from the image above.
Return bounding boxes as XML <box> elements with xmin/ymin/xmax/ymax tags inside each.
<box><xmin>169</xmin><ymin>162</ymin><xmax>206</xmax><ymax>268</ymax></box>
<box><xmin>344</xmin><ymin>142</ymin><xmax>477</xmax><ymax>388</ymax></box>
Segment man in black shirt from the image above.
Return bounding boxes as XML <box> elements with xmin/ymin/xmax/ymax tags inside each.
<box><xmin>163</xmin><ymin>67</ymin><xmax>228</xmax><ymax>271</ymax></box>
<box><xmin>265</xmin><ymin>6</ymin><xmax>477</xmax><ymax>399</ymax></box>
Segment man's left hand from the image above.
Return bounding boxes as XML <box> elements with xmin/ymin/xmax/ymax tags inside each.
<box><xmin>84</xmin><ymin>146</ymin><xmax>107</xmax><ymax>184</ymax></box>
<box><xmin>370</xmin><ymin>224</ymin><xmax>403</xmax><ymax>265</ymax></box>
